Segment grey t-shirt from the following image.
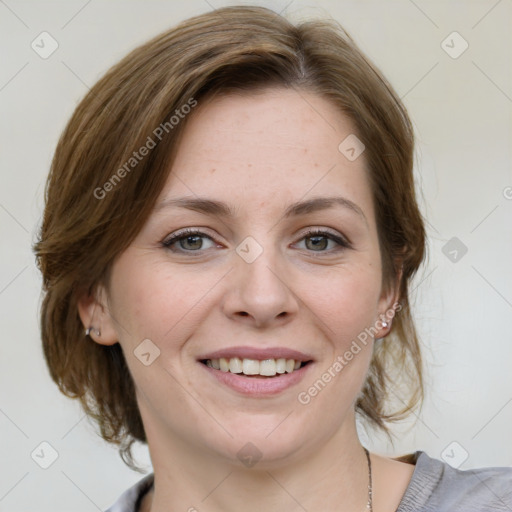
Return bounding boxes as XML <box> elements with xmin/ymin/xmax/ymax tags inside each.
<box><xmin>105</xmin><ymin>451</ymin><xmax>512</xmax><ymax>511</ymax></box>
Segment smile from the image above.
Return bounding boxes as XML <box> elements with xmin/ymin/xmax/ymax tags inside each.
<box><xmin>201</xmin><ymin>357</ymin><xmax>311</xmax><ymax>377</ymax></box>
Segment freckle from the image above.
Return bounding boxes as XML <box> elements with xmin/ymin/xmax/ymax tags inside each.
<box><xmin>210</xmin><ymin>168</ymin><xmax>216</xmax><ymax>174</ymax></box>
<box><xmin>248</xmin><ymin>163</ymin><xmax>253</xmax><ymax>167</ymax></box>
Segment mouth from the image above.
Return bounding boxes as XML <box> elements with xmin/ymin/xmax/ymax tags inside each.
<box><xmin>197</xmin><ymin>347</ymin><xmax>315</xmax><ymax>396</ymax></box>
<box><xmin>200</xmin><ymin>357</ymin><xmax>313</xmax><ymax>377</ymax></box>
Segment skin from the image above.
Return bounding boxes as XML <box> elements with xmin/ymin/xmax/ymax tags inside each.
<box><xmin>79</xmin><ymin>88</ymin><xmax>415</xmax><ymax>512</ymax></box>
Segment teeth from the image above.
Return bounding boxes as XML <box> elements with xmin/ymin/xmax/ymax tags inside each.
<box><xmin>243</xmin><ymin>359</ymin><xmax>260</xmax><ymax>375</ymax></box>
<box><xmin>276</xmin><ymin>358</ymin><xmax>286</xmax><ymax>374</ymax></box>
<box><xmin>229</xmin><ymin>357</ymin><xmax>242</xmax><ymax>373</ymax></box>
<box><xmin>260</xmin><ymin>359</ymin><xmax>276</xmax><ymax>376</ymax></box>
<box><xmin>205</xmin><ymin>357</ymin><xmax>305</xmax><ymax>376</ymax></box>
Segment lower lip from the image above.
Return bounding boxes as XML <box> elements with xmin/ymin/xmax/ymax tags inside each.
<box><xmin>199</xmin><ymin>362</ymin><xmax>313</xmax><ymax>396</ymax></box>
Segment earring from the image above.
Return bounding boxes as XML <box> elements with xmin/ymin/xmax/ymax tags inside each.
<box><xmin>85</xmin><ymin>327</ymin><xmax>101</xmax><ymax>336</ymax></box>
<box><xmin>381</xmin><ymin>321</ymin><xmax>388</xmax><ymax>328</ymax></box>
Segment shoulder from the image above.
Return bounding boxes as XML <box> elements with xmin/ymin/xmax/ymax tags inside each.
<box><xmin>397</xmin><ymin>451</ymin><xmax>512</xmax><ymax>512</ymax></box>
<box><xmin>104</xmin><ymin>473</ymin><xmax>154</xmax><ymax>512</ymax></box>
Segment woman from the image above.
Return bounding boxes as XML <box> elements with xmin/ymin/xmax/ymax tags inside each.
<box><xmin>34</xmin><ymin>5</ymin><xmax>511</xmax><ymax>511</ymax></box>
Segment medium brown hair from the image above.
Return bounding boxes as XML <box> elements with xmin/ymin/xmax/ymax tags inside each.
<box><xmin>34</xmin><ymin>5</ymin><xmax>426</xmax><ymax>469</ymax></box>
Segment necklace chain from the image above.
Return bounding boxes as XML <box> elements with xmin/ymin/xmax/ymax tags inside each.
<box><xmin>364</xmin><ymin>447</ymin><xmax>373</xmax><ymax>511</ymax></box>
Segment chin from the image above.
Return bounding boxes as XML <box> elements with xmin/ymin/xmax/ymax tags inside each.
<box><xmin>202</xmin><ymin>414</ymin><xmax>325</xmax><ymax>470</ymax></box>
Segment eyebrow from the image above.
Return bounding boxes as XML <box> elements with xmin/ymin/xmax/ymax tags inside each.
<box><xmin>155</xmin><ymin>196</ymin><xmax>368</xmax><ymax>225</ymax></box>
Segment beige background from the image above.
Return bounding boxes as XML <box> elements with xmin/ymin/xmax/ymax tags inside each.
<box><xmin>1</xmin><ymin>0</ymin><xmax>511</xmax><ymax>510</ymax></box>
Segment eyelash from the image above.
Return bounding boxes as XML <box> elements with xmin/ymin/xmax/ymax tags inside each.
<box><xmin>161</xmin><ymin>228</ymin><xmax>351</xmax><ymax>256</ymax></box>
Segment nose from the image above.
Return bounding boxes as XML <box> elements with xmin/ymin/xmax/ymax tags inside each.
<box><xmin>222</xmin><ymin>247</ymin><xmax>299</xmax><ymax>329</ymax></box>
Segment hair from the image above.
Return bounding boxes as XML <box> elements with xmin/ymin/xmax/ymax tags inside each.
<box><xmin>33</xmin><ymin>5</ymin><xmax>426</xmax><ymax>469</ymax></box>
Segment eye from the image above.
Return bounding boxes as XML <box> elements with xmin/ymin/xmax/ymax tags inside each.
<box><xmin>162</xmin><ymin>229</ymin><xmax>218</xmax><ymax>253</ymax></box>
<box><xmin>162</xmin><ymin>227</ymin><xmax>351</xmax><ymax>255</ymax></box>
<box><xmin>294</xmin><ymin>229</ymin><xmax>351</xmax><ymax>253</ymax></box>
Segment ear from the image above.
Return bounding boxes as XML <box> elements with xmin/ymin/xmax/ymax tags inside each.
<box><xmin>375</xmin><ymin>265</ymin><xmax>403</xmax><ymax>339</ymax></box>
<box><xmin>77</xmin><ymin>285</ymin><xmax>118</xmax><ymax>346</ymax></box>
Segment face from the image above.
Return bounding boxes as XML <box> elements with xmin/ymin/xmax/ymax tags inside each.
<box><xmin>82</xmin><ymin>87</ymin><xmax>397</xmax><ymax>468</ymax></box>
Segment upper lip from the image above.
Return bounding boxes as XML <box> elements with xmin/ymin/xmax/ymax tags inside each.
<box><xmin>198</xmin><ymin>346</ymin><xmax>314</xmax><ymax>362</ymax></box>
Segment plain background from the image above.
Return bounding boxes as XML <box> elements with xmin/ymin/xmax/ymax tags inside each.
<box><xmin>1</xmin><ymin>0</ymin><xmax>511</xmax><ymax>510</ymax></box>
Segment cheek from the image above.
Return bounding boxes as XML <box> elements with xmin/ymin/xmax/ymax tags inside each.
<box><xmin>108</xmin><ymin>253</ymin><xmax>220</xmax><ymax>350</ymax></box>
<box><xmin>108</xmin><ymin>254</ymin><xmax>174</xmax><ymax>342</ymax></box>
<box><xmin>303</xmin><ymin>267</ymin><xmax>380</xmax><ymax>409</ymax></box>
<box><xmin>303</xmin><ymin>262</ymin><xmax>382</xmax><ymax>341</ymax></box>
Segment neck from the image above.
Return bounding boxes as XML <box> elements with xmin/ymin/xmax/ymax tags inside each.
<box><xmin>143</xmin><ymin>412</ymin><xmax>370</xmax><ymax>512</ymax></box>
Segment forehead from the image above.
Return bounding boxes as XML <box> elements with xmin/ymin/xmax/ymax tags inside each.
<box><xmin>158</xmin><ymin>87</ymin><xmax>373</xmax><ymax>219</ymax></box>
<box><xmin>175</xmin><ymin>87</ymin><xmax>354</xmax><ymax>159</ymax></box>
